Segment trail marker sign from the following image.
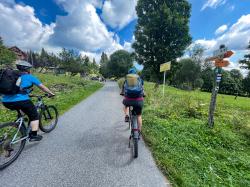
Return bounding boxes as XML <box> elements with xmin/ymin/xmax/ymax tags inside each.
<box><xmin>160</xmin><ymin>62</ymin><xmax>171</xmax><ymax>72</ymax></box>
<box><xmin>206</xmin><ymin>45</ymin><xmax>234</xmax><ymax>128</ymax></box>
<box><xmin>160</xmin><ymin>61</ymin><xmax>171</xmax><ymax>96</ymax></box>
<box><xmin>215</xmin><ymin>59</ymin><xmax>230</xmax><ymax>67</ymax></box>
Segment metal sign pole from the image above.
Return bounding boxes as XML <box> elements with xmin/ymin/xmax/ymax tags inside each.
<box><xmin>163</xmin><ymin>71</ymin><xmax>166</xmax><ymax>96</ymax></box>
<box><xmin>208</xmin><ymin>67</ymin><xmax>222</xmax><ymax>128</ymax></box>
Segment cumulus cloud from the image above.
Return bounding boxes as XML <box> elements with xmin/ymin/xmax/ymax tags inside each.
<box><xmin>101</xmin><ymin>0</ymin><xmax>137</xmax><ymax>29</ymax></box>
<box><xmin>215</xmin><ymin>24</ymin><xmax>228</xmax><ymax>35</ymax></box>
<box><xmin>201</xmin><ymin>0</ymin><xmax>226</xmax><ymax>11</ymax></box>
<box><xmin>193</xmin><ymin>14</ymin><xmax>250</xmax><ymax>55</ymax></box>
<box><xmin>49</xmin><ymin>2</ymin><xmax>122</xmax><ymax>52</ymax></box>
<box><xmin>0</xmin><ymin>0</ymin><xmax>136</xmax><ymax>63</ymax></box>
<box><xmin>191</xmin><ymin>14</ymin><xmax>250</xmax><ymax>76</ymax></box>
<box><xmin>0</xmin><ymin>3</ymin><xmax>54</xmax><ymax>50</ymax></box>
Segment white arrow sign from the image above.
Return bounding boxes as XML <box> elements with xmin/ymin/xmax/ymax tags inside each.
<box><xmin>213</xmin><ymin>47</ymin><xmax>228</xmax><ymax>59</ymax></box>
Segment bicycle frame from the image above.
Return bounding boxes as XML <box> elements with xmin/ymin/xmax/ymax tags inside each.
<box><xmin>11</xmin><ymin>95</ymin><xmax>51</xmax><ymax>145</ymax></box>
<box><xmin>11</xmin><ymin>117</ymin><xmax>29</xmax><ymax>145</ymax></box>
<box><xmin>129</xmin><ymin>107</ymin><xmax>139</xmax><ymax>139</ymax></box>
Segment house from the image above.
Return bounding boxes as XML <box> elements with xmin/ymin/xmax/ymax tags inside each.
<box><xmin>9</xmin><ymin>46</ymin><xmax>27</xmax><ymax>60</ymax></box>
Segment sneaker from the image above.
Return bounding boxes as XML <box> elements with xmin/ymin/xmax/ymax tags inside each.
<box><xmin>29</xmin><ymin>134</ymin><xmax>43</xmax><ymax>142</ymax></box>
<box><xmin>125</xmin><ymin>115</ymin><xmax>129</xmax><ymax>122</ymax></box>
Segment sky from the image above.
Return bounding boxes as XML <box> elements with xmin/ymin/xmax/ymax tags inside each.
<box><xmin>0</xmin><ymin>0</ymin><xmax>249</xmax><ymax>75</ymax></box>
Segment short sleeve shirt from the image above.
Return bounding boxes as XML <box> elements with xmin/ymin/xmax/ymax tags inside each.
<box><xmin>2</xmin><ymin>74</ymin><xmax>42</xmax><ymax>102</ymax></box>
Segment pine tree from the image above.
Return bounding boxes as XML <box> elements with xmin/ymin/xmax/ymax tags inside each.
<box><xmin>133</xmin><ymin>0</ymin><xmax>192</xmax><ymax>81</ymax></box>
<box><xmin>100</xmin><ymin>52</ymin><xmax>109</xmax><ymax>77</ymax></box>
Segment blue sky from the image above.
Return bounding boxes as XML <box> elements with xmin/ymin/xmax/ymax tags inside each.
<box><xmin>0</xmin><ymin>0</ymin><xmax>249</xmax><ymax>74</ymax></box>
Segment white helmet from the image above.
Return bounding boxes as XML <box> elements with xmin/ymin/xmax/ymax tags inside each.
<box><xmin>16</xmin><ymin>60</ymin><xmax>32</xmax><ymax>71</ymax></box>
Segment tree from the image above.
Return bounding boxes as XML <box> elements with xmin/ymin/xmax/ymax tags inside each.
<box><xmin>230</xmin><ymin>69</ymin><xmax>243</xmax><ymax>94</ymax></box>
<box><xmin>219</xmin><ymin>70</ymin><xmax>238</xmax><ymax>95</ymax></box>
<box><xmin>188</xmin><ymin>44</ymin><xmax>205</xmax><ymax>63</ymax></box>
<box><xmin>173</xmin><ymin>58</ymin><xmax>201</xmax><ymax>90</ymax></box>
<box><xmin>201</xmin><ymin>67</ymin><xmax>214</xmax><ymax>92</ymax></box>
<box><xmin>100</xmin><ymin>52</ymin><xmax>109</xmax><ymax>78</ymax></box>
<box><xmin>0</xmin><ymin>37</ymin><xmax>16</xmax><ymax>66</ymax></box>
<box><xmin>239</xmin><ymin>41</ymin><xmax>250</xmax><ymax>70</ymax></box>
<box><xmin>107</xmin><ymin>50</ymin><xmax>133</xmax><ymax>78</ymax></box>
<box><xmin>133</xmin><ymin>0</ymin><xmax>192</xmax><ymax>81</ymax></box>
<box><xmin>243</xmin><ymin>73</ymin><xmax>250</xmax><ymax>96</ymax></box>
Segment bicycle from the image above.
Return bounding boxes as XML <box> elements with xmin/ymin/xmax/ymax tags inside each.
<box><xmin>128</xmin><ymin>106</ymin><xmax>140</xmax><ymax>158</ymax></box>
<box><xmin>0</xmin><ymin>94</ymin><xmax>58</xmax><ymax>170</ymax></box>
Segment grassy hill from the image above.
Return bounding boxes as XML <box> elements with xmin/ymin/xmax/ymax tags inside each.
<box><xmin>0</xmin><ymin>73</ymin><xmax>103</xmax><ymax>123</ymax></box>
<box><xmin>142</xmin><ymin>83</ymin><xmax>250</xmax><ymax>187</ymax></box>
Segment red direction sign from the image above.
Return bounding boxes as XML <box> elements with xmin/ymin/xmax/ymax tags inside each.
<box><xmin>215</xmin><ymin>59</ymin><xmax>230</xmax><ymax>67</ymax></box>
<box><xmin>223</xmin><ymin>50</ymin><xmax>234</xmax><ymax>58</ymax></box>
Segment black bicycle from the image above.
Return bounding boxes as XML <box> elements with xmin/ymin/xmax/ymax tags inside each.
<box><xmin>128</xmin><ymin>106</ymin><xmax>140</xmax><ymax>158</ymax></box>
<box><xmin>0</xmin><ymin>94</ymin><xmax>58</xmax><ymax>170</ymax></box>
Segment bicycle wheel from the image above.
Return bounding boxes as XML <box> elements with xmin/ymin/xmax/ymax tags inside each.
<box><xmin>39</xmin><ymin>105</ymin><xmax>58</xmax><ymax>133</ymax></box>
<box><xmin>133</xmin><ymin>138</ymin><xmax>138</xmax><ymax>158</ymax></box>
<box><xmin>0</xmin><ymin>122</ymin><xmax>26</xmax><ymax>170</ymax></box>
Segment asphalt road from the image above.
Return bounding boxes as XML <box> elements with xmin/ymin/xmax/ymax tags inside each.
<box><xmin>0</xmin><ymin>82</ymin><xmax>170</xmax><ymax>187</ymax></box>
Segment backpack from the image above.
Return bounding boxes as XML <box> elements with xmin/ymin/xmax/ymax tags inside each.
<box><xmin>0</xmin><ymin>69</ymin><xmax>22</xmax><ymax>95</ymax></box>
<box><xmin>124</xmin><ymin>74</ymin><xmax>143</xmax><ymax>98</ymax></box>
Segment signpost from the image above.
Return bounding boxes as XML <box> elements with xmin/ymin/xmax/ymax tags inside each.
<box><xmin>206</xmin><ymin>45</ymin><xmax>234</xmax><ymax>128</ymax></box>
<box><xmin>160</xmin><ymin>61</ymin><xmax>171</xmax><ymax>96</ymax></box>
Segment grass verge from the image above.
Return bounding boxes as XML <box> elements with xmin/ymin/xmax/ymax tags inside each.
<box><xmin>141</xmin><ymin>82</ymin><xmax>249</xmax><ymax>187</ymax></box>
<box><xmin>0</xmin><ymin>73</ymin><xmax>103</xmax><ymax>123</ymax></box>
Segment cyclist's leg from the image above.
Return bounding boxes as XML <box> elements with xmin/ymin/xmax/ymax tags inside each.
<box><xmin>133</xmin><ymin>101</ymin><xmax>144</xmax><ymax>131</ymax></box>
<box><xmin>122</xmin><ymin>100</ymin><xmax>130</xmax><ymax>122</ymax></box>
<box><xmin>16</xmin><ymin>100</ymin><xmax>42</xmax><ymax>141</ymax></box>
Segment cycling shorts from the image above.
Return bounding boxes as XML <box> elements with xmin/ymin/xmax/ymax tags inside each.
<box><xmin>3</xmin><ymin>100</ymin><xmax>39</xmax><ymax>121</ymax></box>
<box><xmin>123</xmin><ymin>99</ymin><xmax>144</xmax><ymax>115</ymax></box>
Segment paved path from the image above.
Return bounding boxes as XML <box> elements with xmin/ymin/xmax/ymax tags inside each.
<box><xmin>0</xmin><ymin>82</ymin><xmax>170</xmax><ymax>187</ymax></box>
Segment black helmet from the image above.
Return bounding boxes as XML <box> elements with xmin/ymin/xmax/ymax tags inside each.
<box><xmin>16</xmin><ymin>60</ymin><xmax>32</xmax><ymax>71</ymax></box>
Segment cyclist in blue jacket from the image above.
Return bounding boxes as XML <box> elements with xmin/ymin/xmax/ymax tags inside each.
<box><xmin>1</xmin><ymin>60</ymin><xmax>55</xmax><ymax>141</ymax></box>
<box><xmin>122</xmin><ymin>68</ymin><xmax>144</xmax><ymax>133</ymax></box>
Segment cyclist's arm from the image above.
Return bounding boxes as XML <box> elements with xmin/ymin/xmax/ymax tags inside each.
<box><xmin>38</xmin><ymin>84</ymin><xmax>55</xmax><ymax>96</ymax></box>
<box><xmin>29</xmin><ymin>75</ymin><xmax>55</xmax><ymax>96</ymax></box>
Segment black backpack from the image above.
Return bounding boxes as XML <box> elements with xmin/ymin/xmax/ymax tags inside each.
<box><xmin>0</xmin><ymin>69</ymin><xmax>22</xmax><ymax>95</ymax></box>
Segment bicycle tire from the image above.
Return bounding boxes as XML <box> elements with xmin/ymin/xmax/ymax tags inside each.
<box><xmin>39</xmin><ymin>105</ymin><xmax>58</xmax><ymax>133</ymax></box>
<box><xmin>0</xmin><ymin>122</ymin><xmax>26</xmax><ymax>170</ymax></box>
<box><xmin>133</xmin><ymin>138</ymin><xmax>138</xmax><ymax>158</ymax></box>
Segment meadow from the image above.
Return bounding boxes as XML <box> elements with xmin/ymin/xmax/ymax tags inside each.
<box><xmin>118</xmin><ymin>79</ymin><xmax>250</xmax><ymax>187</ymax></box>
<box><xmin>0</xmin><ymin>73</ymin><xmax>103</xmax><ymax>123</ymax></box>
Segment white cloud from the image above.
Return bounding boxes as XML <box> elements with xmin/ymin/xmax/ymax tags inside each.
<box><xmin>55</xmin><ymin>0</ymin><xmax>103</xmax><ymax>12</ymax></box>
<box><xmin>0</xmin><ymin>0</ymin><xmax>135</xmax><ymax>63</ymax></box>
<box><xmin>101</xmin><ymin>0</ymin><xmax>137</xmax><ymax>29</ymax></box>
<box><xmin>215</xmin><ymin>24</ymin><xmax>228</xmax><ymax>35</ymax></box>
<box><xmin>201</xmin><ymin>0</ymin><xmax>226</xmax><ymax>11</ymax></box>
<box><xmin>123</xmin><ymin>36</ymin><xmax>135</xmax><ymax>53</ymax></box>
<box><xmin>193</xmin><ymin>14</ymin><xmax>250</xmax><ymax>55</ymax></box>
<box><xmin>192</xmin><ymin>14</ymin><xmax>250</xmax><ymax>76</ymax></box>
<box><xmin>0</xmin><ymin>3</ymin><xmax>54</xmax><ymax>51</ymax></box>
<box><xmin>80</xmin><ymin>51</ymin><xmax>102</xmax><ymax>63</ymax></box>
<box><xmin>50</xmin><ymin>2</ymin><xmax>122</xmax><ymax>52</ymax></box>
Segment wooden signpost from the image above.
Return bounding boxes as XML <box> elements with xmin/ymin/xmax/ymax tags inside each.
<box><xmin>205</xmin><ymin>45</ymin><xmax>234</xmax><ymax>128</ymax></box>
<box><xmin>160</xmin><ymin>61</ymin><xmax>171</xmax><ymax>96</ymax></box>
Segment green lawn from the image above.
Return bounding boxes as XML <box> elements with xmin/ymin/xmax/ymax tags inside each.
<box><xmin>142</xmin><ymin>83</ymin><xmax>250</xmax><ymax>187</ymax></box>
<box><xmin>0</xmin><ymin>73</ymin><xmax>103</xmax><ymax>123</ymax></box>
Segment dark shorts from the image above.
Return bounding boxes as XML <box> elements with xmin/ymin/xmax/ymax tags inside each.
<box><xmin>123</xmin><ymin>99</ymin><xmax>144</xmax><ymax>115</ymax></box>
<box><xmin>3</xmin><ymin>100</ymin><xmax>39</xmax><ymax>121</ymax></box>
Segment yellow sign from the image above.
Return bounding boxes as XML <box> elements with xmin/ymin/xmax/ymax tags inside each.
<box><xmin>160</xmin><ymin>62</ymin><xmax>171</xmax><ymax>72</ymax></box>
